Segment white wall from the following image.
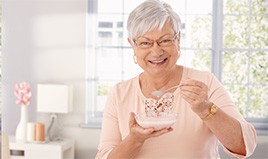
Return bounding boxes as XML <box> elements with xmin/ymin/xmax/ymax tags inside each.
<box><xmin>2</xmin><ymin>0</ymin><xmax>100</xmax><ymax>158</ymax></box>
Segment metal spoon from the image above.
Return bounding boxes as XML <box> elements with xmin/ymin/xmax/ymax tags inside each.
<box><xmin>151</xmin><ymin>85</ymin><xmax>180</xmax><ymax>98</ymax></box>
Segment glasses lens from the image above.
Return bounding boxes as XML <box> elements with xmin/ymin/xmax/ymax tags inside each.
<box><xmin>135</xmin><ymin>38</ymin><xmax>153</xmax><ymax>49</ymax></box>
<box><xmin>158</xmin><ymin>39</ymin><xmax>173</xmax><ymax>47</ymax></box>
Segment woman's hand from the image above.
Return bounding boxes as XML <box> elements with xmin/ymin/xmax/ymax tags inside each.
<box><xmin>179</xmin><ymin>79</ymin><xmax>212</xmax><ymax>117</ymax></box>
<box><xmin>128</xmin><ymin>112</ymin><xmax>173</xmax><ymax>144</ymax></box>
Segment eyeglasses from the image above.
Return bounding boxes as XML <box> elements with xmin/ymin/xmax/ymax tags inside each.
<box><xmin>133</xmin><ymin>33</ymin><xmax>178</xmax><ymax>49</ymax></box>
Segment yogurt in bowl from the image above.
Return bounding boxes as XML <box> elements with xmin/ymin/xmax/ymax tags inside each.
<box><xmin>135</xmin><ymin>113</ymin><xmax>177</xmax><ymax>131</ymax></box>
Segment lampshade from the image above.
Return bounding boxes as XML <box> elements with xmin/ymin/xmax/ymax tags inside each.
<box><xmin>37</xmin><ymin>84</ymin><xmax>73</xmax><ymax>114</ymax></box>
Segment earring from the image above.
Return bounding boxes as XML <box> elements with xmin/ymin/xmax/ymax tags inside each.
<box><xmin>133</xmin><ymin>54</ymin><xmax>137</xmax><ymax>64</ymax></box>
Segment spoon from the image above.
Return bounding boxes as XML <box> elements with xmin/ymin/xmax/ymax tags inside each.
<box><xmin>152</xmin><ymin>85</ymin><xmax>180</xmax><ymax>98</ymax></box>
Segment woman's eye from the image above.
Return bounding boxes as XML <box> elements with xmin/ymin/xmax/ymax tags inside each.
<box><xmin>140</xmin><ymin>42</ymin><xmax>151</xmax><ymax>46</ymax></box>
<box><xmin>160</xmin><ymin>39</ymin><xmax>172</xmax><ymax>44</ymax></box>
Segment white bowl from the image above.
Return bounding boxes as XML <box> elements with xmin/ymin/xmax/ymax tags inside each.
<box><xmin>135</xmin><ymin>113</ymin><xmax>177</xmax><ymax>131</ymax></box>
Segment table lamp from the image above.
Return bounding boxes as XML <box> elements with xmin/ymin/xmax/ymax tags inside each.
<box><xmin>37</xmin><ymin>84</ymin><xmax>73</xmax><ymax>141</ymax></box>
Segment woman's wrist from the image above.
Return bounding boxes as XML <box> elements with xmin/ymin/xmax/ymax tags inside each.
<box><xmin>127</xmin><ymin>133</ymin><xmax>145</xmax><ymax>145</ymax></box>
<box><xmin>199</xmin><ymin>103</ymin><xmax>218</xmax><ymax>121</ymax></box>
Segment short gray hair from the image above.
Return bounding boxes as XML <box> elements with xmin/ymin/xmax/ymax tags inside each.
<box><xmin>127</xmin><ymin>0</ymin><xmax>181</xmax><ymax>40</ymax></box>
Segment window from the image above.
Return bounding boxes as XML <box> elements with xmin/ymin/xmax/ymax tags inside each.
<box><xmin>222</xmin><ymin>0</ymin><xmax>268</xmax><ymax>119</ymax></box>
<box><xmin>83</xmin><ymin>0</ymin><xmax>268</xmax><ymax>134</ymax></box>
<box><xmin>221</xmin><ymin>0</ymin><xmax>268</xmax><ymax>134</ymax></box>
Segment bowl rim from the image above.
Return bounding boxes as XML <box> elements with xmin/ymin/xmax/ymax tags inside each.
<box><xmin>135</xmin><ymin>112</ymin><xmax>178</xmax><ymax>121</ymax></box>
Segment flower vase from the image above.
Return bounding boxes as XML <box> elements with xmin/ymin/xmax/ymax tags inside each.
<box><xmin>15</xmin><ymin>106</ymin><xmax>28</xmax><ymax>142</ymax></box>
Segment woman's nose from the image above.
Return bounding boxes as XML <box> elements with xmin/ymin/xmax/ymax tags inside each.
<box><xmin>150</xmin><ymin>43</ymin><xmax>164</xmax><ymax>57</ymax></box>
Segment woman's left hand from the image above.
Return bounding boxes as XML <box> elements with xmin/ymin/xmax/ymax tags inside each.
<box><xmin>179</xmin><ymin>79</ymin><xmax>212</xmax><ymax>116</ymax></box>
<box><xmin>128</xmin><ymin>112</ymin><xmax>173</xmax><ymax>144</ymax></box>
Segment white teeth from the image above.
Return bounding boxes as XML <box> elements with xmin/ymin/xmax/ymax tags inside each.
<box><xmin>150</xmin><ymin>59</ymin><xmax>165</xmax><ymax>64</ymax></box>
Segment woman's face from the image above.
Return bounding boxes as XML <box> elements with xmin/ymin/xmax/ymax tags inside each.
<box><xmin>129</xmin><ymin>21</ymin><xmax>180</xmax><ymax>77</ymax></box>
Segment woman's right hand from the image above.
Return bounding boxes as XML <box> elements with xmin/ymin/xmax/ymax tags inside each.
<box><xmin>128</xmin><ymin>112</ymin><xmax>173</xmax><ymax>144</ymax></box>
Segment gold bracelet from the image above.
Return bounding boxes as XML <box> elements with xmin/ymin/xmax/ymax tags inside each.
<box><xmin>201</xmin><ymin>103</ymin><xmax>217</xmax><ymax>121</ymax></box>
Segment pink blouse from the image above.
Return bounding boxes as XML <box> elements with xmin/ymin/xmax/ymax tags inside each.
<box><xmin>96</xmin><ymin>67</ymin><xmax>256</xmax><ymax>159</ymax></box>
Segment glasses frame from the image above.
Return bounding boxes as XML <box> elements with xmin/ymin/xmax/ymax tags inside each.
<box><xmin>133</xmin><ymin>33</ymin><xmax>179</xmax><ymax>49</ymax></box>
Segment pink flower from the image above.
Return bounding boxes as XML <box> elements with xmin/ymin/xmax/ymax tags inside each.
<box><xmin>14</xmin><ymin>82</ymin><xmax>32</xmax><ymax>106</ymax></box>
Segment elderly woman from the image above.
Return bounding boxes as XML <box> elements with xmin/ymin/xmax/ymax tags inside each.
<box><xmin>96</xmin><ymin>0</ymin><xmax>256</xmax><ymax>158</ymax></box>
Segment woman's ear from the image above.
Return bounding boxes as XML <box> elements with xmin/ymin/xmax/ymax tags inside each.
<box><xmin>177</xmin><ymin>32</ymin><xmax>181</xmax><ymax>44</ymax></box>
<box><xmin>176</xmin><ymin>32</ymin><xmax>181</xmax><ymax>50</ymax></box>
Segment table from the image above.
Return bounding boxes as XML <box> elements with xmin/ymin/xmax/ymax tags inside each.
<box><xmin>9</xmin><ymin>136</ymin><xmax>75</xmax><ymax>159</ymax></box>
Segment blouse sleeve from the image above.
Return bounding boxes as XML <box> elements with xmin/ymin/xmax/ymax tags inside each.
<box><xmin>208</xmin><ymin>74</ymin><xmax>257</xmax><ymax>158</ymax></box>
<box><xmin>95</xmin><ymin>87</ymin><xmax>121</xmax><ymax>159</ymax></box>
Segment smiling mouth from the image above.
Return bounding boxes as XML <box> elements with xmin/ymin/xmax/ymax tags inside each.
<box><xmin>149</xmin><ymin>58</ymin><xmax>168</xmax><ymax>64</ymax></box>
